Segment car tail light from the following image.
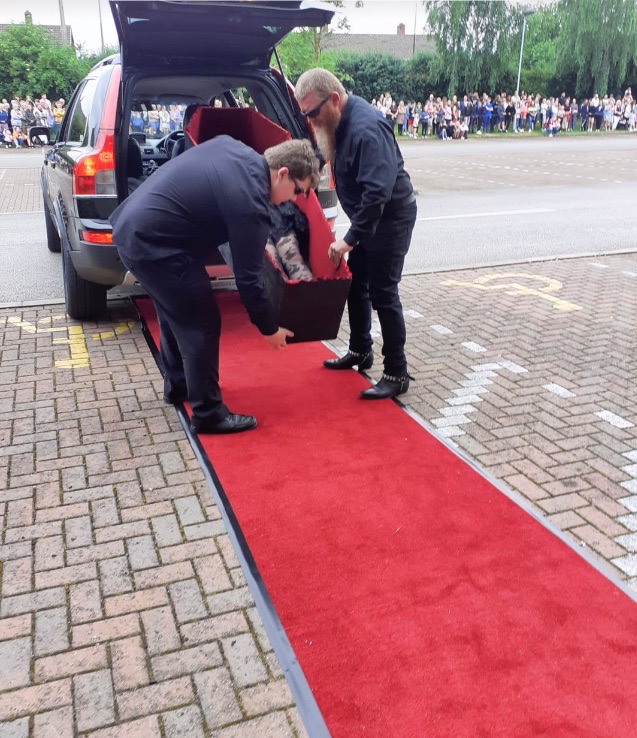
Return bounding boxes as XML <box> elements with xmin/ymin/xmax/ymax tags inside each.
<box><xmin>73</xmin><ymin>65</ymin><xmax>120</xmax><ymax>197</ymax></box>
<box><xmin>73</xmin><ymin>132</ymin><xmax>116</xmax><ymax>196</ymax></box>
<box><xmin>80</xmin><ymin>229</ymin><xmax>113</xmax><ymax>244</ymax></box>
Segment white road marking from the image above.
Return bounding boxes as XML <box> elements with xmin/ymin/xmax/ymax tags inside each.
<box><xmin>430</xmin><ymin>324</ymin><xmax>453</xmax><ymax>335</ymax></box>
<box><xmin>590</xmin><ymin>262</ymin><xmax>609</xmax><ymax>269</ymax></box>
<box><xmin>462</xmin><ymin>341</ymin><xmax>487</xmax><ymax>353</ymax></box>
<box><xmin>416</xmin><ymin>208</ymin><xmax>555</xmax><ymax>223</ymax></box>
<box><xmin>404</xmin><ymin>309</ymin><xmax>423</xmax><ymax>319</ymax></box>
<box><xmin>497</xmin><ymin>360</ymin><xmax>527</xmax><ymax>374</ymax></box>
<box><xmin>595</xmin><ymin>410</ymin><xmax>634</xmax><ymax>429</ymax></box>
<box><xmin>431</xmin><ymin>360</ymin><xmax>529</xmax><ymax>438</ymax></box>
<box><xmin>336</xmin><ymin>207</ymin><xmax>557</xmax><ymax>230</ymax></box>
<box><xmin>544</xmin><ymin>383</ymin><xmax>576</xmax><ymax>398</ymax></box>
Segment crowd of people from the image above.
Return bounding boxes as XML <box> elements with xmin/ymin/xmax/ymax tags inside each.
<box><xmin>0</xmin><ymin>94</ymin><xmax>66</xmax><ymax>148</ymax></box>
<box><xmin>372</xmin><ymin>88</ymin><xmax>636</xmax><ymax>140</ymax></box>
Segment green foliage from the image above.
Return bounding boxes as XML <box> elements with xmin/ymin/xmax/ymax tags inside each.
<box><xmin>424</xmin><ymin>0</ymin><xmax>520</xmax><ymax>96</ymax></box>
<box><xmin>0</xmin><ymin>22</ymin><xmax>89</xmax><ymax>100</ymax></box>
<box><xmin>277</xmin><ymin>31</ymin><xmax>340</xmax><ymax>83</ymax></box>
<box><xmin>501</xmin><ymin>5</ymin><xmax>560</xmax><ymax>97</ymax></box>
<box><xmin>403</xmin><ymin>53</ymin><xmax>445</xmax><ymax>101</ymax></box>
<box><xmin>556</xmin><ymin>0</ymin><xmax>637</xmax><ymax>97</ymax></box>
<box><xmin>335</xmin><ymin>53</ymin><xmax>405</xmax><ymax>101</ymax></box>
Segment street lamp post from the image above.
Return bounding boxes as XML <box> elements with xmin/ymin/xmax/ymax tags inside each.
<box><xmin>515</xmin><ymin>7</ymin><xmax>535</xmax><ymax>97</ymax></box>
<box><xmin>97</xmin><ymin>0</ymin><xmax>105</xmax><ymax>52</ymax></box>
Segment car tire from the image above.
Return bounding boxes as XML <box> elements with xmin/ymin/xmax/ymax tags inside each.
<box><xmin>44</xmin><ymin>201</ymin><xmax>62</xmax><ymax>253</ymax></box>
<box><xmin>62</xmin><ymin>239</ymin><xmax>108</xmax><ymax>320</ymax></box>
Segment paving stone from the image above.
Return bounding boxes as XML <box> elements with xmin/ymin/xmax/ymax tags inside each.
<box><xmin>141</xmin><ymin>607</ymin><xmax>181</xmax><ymax>655</ymax></box>
<box><xmin>34</xmin><ymin>644</ymin><xmax>107</xmax><ymax>682</ymax></box>
<box><xmin>214</xmin><ymin>712</ymin><xmax>295</xmax><ymax>737</ymax></box>
<box><xmin>169</xmin><ymin>579</ymin><xmax>208</xmax><ymax>623</ymax></box>
<box><xmin>0</xmin><ymin>679</ymin><xmax>72</xmax><ymax>722</ymax></box>
<box><xmin>32</xmin><ymin>706</ymin><xmax>74</xmax><ymax>738</ymax></box>
<box><xmin>34</xmin><ymin>606</ymin><xmax>69</xmax><ymax>656</ymax></box>
<box><xmin>152</xmin><ymin>643</ymin><xmax>223</xmax><ymax>681</ymax></box>
<box><xmin>0</xmin><ymin>614</ymin><xmax>32</xmax><ymax>642</ymax></box>
<box><xmin>86</xmin><ymin>715</ymin><xmax>162</xmax><ymax>737</ymax></box>
<box><xmin>69</xmin><ymin>580</ymin><xmax>103</xmax><ymax>624</ymax></box>
<box><xmin>193</xmin><ymin>668</ymin><xmax>242</xmax><ymax>729</ymax></box>
<box><xmin>162</xmin><ymin>705</ymin><xmax>206</xmax><ymax>738</ymax></box>
<box><xmin>0</xmin><ymin>637</ymin><xmax>31</xmax><ymax>691</ymax></box>
<box><xmin>221</xmin><ymin>633</ymin><xmax>268</xmax><ymax>688</ymax></box>
<box><xmin>110</xmin><ymin>636</ymin><xmax>150</xmax><ymax>691</ymax></box>
<box><xmin>0</xmin><ymin>718</ymin><xmax>29</xmax><ymax>738</ymax></box>
<box><xmin>174</xmin><ymin>497</ymin><xmax>205</xmax><ymax>527</ymax></box>
<box><xmin>116</xmin><ymin>677</ymin><xmax>194</xmax><ymax>720</ymax></box>
<box><xmin>73</xmin><ymin>669</ymin><xmax>115</xmax><ymax>731</ymax></box>
<box><xmin>99</xmin><ymin>556</ymin><xmax>133</xmax><ymax>596</ymax></box>
<box><xmin>240</xmin><ymin>680</ymin><xmax>295</xmax><ymax>716</ymax></box>
<box><xmin>1</xmin><ymin>557</ymin><xmax>32</xmax><ymax>597</ymax></box>
<box><xmin>126</xmin><ymin>535</ymin><xmax>159</xmax><ymax>571</ymax></box>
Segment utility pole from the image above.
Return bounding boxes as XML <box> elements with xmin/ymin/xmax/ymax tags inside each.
<box><xmin>97</xmin><ymin>0</ymin><xmax>105</xmax><ymax>52</ymax></box>
<box><xmin>412</xmin><ymin>1</ymin><xmax>418</xmax><ymax>57</ymax></box>
<box><xmin>58</xmin><ymin>0</ymin><xmax>67</xmax><ymax>45</ymax></box>
<box><xmin>515</xmin><ymin>7</ymin><xmax>536</xmax><ymax>97</ymax></box>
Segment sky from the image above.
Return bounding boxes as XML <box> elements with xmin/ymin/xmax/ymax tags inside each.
<box><xmin>0</xmin><ymin>1</ymin><xmax>427</xmax><ymax>54</ymax></box>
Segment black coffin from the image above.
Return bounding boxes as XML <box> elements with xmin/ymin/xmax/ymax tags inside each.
<box><xmin>187</xmin><ymin>106</ymin><xmax>351</xmax><ymax>343</ymax></box>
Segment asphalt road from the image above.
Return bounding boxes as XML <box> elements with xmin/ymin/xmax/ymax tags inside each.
<box><xmin>1</xmin><ymin>133</ymin><xmax>636</xmax><ymax>304</ymax></box>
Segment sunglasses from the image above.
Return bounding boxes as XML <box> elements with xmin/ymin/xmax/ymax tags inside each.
<box><xmin>292</xmin><ymin>177</ymin><xmax>310</xmax><ymax>199</ymax></box>
<box><xmin>301</xmin><ymin>95</ymin><xmax>330</xmax><ymax>119</ymax></box>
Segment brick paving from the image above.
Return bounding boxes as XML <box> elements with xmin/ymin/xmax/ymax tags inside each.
<box><xmin>0</xmin><ymin>167</ymin><xmax>42</xmax><ymax>213</ymax></box>
<box><xmin>2</xmin><ymin>251</ymin><xmax>637</xmax><ymax>735</ymax></box>
<box><xmin>0</xmin><ymin>303</ymin><xmax>303</xmax><ymax>737</ymax></box>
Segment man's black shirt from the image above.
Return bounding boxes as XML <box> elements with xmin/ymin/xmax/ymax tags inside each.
<box><xmin>333</xmin><ymin>95</ymin><xmax>413</xmax><ymax>249</ymax></box>
<box><xmin>110</xmin><ymin>136</ymin><xmax>277</xmax><ymax>335</ymax></box>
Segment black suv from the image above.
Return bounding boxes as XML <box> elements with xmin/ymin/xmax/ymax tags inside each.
<box><xmin>41</xmin><ymin>0</ymin><xmax>337</xmax><ymax>320</ymax></box>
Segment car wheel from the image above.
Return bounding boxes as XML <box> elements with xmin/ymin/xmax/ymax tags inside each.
<box><xmin>44</xmin><ymin>202</ymin><xmax>62</xmax><ymax>253</ymax></box>
<box><xmin>62</xmin><ymin>239</ymin><xmax>108</xmax><ymax>320</ymax></box>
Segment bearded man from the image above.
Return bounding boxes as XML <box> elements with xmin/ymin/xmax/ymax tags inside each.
<box><xmin>295</xmin><ymin>68</ymin><xmax>417</xmax><ymax>400</ymax></box>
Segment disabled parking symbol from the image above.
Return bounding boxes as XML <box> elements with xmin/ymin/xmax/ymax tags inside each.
<box><xmin>441</xmin><ymin>273</ymin><xmax>583</xmax><ymax>312</ymax></box>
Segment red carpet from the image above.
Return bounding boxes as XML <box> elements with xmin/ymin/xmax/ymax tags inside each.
<box><xmin>138</xmin><ymin>294</ymin><xmax>637</xmax><ymax>738</ymax></box>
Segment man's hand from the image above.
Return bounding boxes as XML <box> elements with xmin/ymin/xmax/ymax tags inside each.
<box><xmin>264</xmin><ymin>327</ymin><xmax>294</xmax><ymax>350</ymax></box>
<box><xmin>328</xmin><ymin>239</ymin><xmax>353</xmax><ymax>267</ymax></box>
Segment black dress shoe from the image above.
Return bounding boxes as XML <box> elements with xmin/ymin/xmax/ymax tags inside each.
<box><xmin>360</xmin><ymin>374</ymin><xmax>410</xmax><ymax>400</ymax></box>
<box><xmin>323</xmin><ymin>350</ymin><xmax>373</xmax><ymax>371</ymax></box>
<box><xmin>191</xmin><ymin>413</ymin><xmax>257</xmax><ymax>435</ymax></box>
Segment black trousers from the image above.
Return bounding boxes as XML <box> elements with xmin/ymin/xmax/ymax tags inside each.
<box><xmin>121</xmin><ymin>252</ymin><xmax>229</xmax><ymax>425</ymax></box>
<box><xmin>346</xmin><ymin>200</ymin><xmax>417</xmax><ymax>377</ymax></box>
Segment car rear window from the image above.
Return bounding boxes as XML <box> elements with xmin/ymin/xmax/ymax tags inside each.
<box><xmin>65</xmin><ymin>78</ymin><xmax>99</xmax><ymax>144</ymax></box>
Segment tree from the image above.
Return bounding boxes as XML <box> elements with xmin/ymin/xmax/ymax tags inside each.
<box><xmin>556</xmin><ymin>0</ymin><xmax>637</xmax><ymax>97</ymax></box>
<box><xmin>403</xmin><ymin>52</ymin><xmax>444</xmax><ymax>101</ymax></box>
<box><xmin>424</xmin><ymin>0</ymin><xmax>520</xmax><ymax>96</ymax></box>
<box><xmin>501</xmin><ymin>5</ymin><xmax>560</xmax><ymax>97</ymax></box>
<box><xmin>277</xmin><ymin>31</ymin><xmax>341</xmax><ymax>83</ymax></box>
<box><xmin>276</xmin><ymin>0</ymin><xmax>362</xmax><ymax>82</ymax></box>
<box><xmin>0</xmin><ymin>22</ymin><xmax>87</xmax><ymax>100</ymax></box>
<box><xmin>335</xmin><ymin>53</ymin><xmax>405</xmax><ymax>101</ymax></box>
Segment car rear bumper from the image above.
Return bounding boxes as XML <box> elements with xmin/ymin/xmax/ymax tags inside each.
<box><xmin>70</xmin><ymin>241</ymin><xmax>125</xmax><ymax>286</ymax></box>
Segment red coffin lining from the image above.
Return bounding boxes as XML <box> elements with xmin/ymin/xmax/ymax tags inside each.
<box><xmin>186</xmin><ymin>106</ymin><xmax>347</xmax><ymax>281</ymax></box>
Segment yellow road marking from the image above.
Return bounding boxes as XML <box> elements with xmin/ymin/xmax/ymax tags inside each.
<box><xmin>92</xmin><ymin>321</ymin><xmax>135</xmax><ymax>340</ymax></box>
<box><xmin>8</xmin><ymin>315</ymin><xmax>135</xmax><ymax>370</ymax></box>
<box><xmin>53</xmin><ymin>326</ymin><xmax>90</xmax><ymax>369</ymax></box>
<box><xmin>441</xmin><ymin>273</ymin><xmax>582</xmax><ymax>312</ymax></box>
